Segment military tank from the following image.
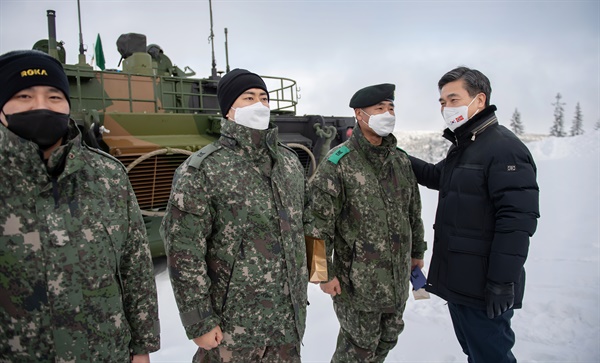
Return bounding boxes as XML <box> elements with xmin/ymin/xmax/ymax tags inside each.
<box><xmin>32</xmin><ymin>9</ymin><xmax>355</xmax><ymax>257</ymax></box>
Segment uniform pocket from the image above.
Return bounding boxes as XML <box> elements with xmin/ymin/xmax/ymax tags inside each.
<box><xmin>78</xmin><ymin>221</ymin><xmax>132</xmax><ymax>356</ymax></box>
<box><xmin>0</xmin><ymin>232</ymin><xmax>46</xmax><ymax>317</ymax></box>
<box><xmin>446</xmin><ymin>235</ymin><xmax>491</xmax><ymax>299</ymax></box>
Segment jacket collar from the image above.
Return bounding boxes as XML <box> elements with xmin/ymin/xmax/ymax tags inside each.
<box><xmin>1</xmin><ymin>118</ymin><xmax>82</xmax><ymax>178</ymax></box>
<box><xmin>219</xmin><ymin>119</ymin><xmax>279</xmax><ymax>181</ymax></box>
<box><xmin>350</xmin><ymin>123</ymin><xmax>398</xmax><ymax>166</ymax></box>
<box><xmin>218</xmin><ymin>118</ymin><xmax>280</xmax><ymax>163</ymax></box>
<box><xmin>443</xmin><ymin>105</ymin><xmax>498</xmax><ymax>145</ymax></box>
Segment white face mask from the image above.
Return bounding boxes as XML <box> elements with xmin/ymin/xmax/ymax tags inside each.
<box><xmin>442</xmin><ymin>96</ymin><xmax>480</xmax><ymax>131</ymax></box>
<box><xmin>231</xmin><ymin>102</ymin><xmax>271</xmax><ymax>130</ymax></box>
<box><xmin>360</xmin><ymin>110</ymin><xmax>396</xmax><ymax>137</ymax></box>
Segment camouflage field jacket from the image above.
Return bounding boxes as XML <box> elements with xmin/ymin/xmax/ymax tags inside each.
<box><xmin>0</xmin><ymin>123</ymin><xmax>160</xmax><ymax>361</ymax></box>
<box><xmin>309</xmin><ymin>126</ymin><xmax>426</xmax><ymax>312</ymax></box>
<box><xmin>161</xmin><ymin>120</ymin><xmax>310</xmax><ymax>349</ymax></box>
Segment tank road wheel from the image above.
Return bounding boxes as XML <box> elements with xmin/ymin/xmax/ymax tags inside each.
<box><xmin>125</xmin><ymin>148</ymin><xmax>193</xmax><ymax>217</ymax></box>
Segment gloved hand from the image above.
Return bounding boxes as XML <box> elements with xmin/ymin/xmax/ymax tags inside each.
<box><xmin>485</xmin><ymin>280</ymin><xmax>514</xmax><ymax>319</ymax></box>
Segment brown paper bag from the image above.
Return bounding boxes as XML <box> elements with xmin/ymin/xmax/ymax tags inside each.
<box><xmin>412</xmin><ymin>288</ymin><xmax>431</xmax><ymax>300</ymax></box>
<box><xmin>305</xmin><ymin>236</ymin><xmax>328</xmax><ymax>282</ymax></box>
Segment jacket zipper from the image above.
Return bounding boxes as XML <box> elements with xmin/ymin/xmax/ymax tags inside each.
<box><xmin>51</xmin><ymin>178</ymin><xmax>60</xmax><ymax>208</ymax></box>
<box><xmin>221</xmin><ymin>239</ymin><xmax>245</xmax><ymax>312</ymax></box>
<box><xmin>347</xmin><ymin>241</ymin><xmax>357</xmax><ymax>294</ymax></box>
<box><xmin>470</xmin><ymin>117</ymin><xmax>497</xmax><ymax>141</ymax></box>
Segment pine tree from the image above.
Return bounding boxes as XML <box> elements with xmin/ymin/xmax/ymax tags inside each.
<box><xmin>509</xmin><ymin>108</ymin><xmax>524</xmax><ymax>135</ymax></box>
<box><xmin>594</xmin><ymin>119</ymin><xmax>600</xmax><ymax>131</ymax></box>
<box><xmin>549</xmin><ymin>93</ymin><xmax>566</xmax><ymax>137</ymax></box>
<box><xmin>570</xmin><ymin>102</ymin><xmax>584</xmax><ymax>136</ymax></box>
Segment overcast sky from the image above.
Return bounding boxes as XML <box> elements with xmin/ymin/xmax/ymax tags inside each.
<box><xmin>1</xmin><ymin>0</ymin><xmax>598</xmax><ymax>134</ymax></box>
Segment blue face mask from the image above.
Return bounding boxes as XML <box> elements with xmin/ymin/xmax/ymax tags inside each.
<box><xmin>3</xmin><ymin>109</ymin><xmax>69</xmax><ymax>149</ymax></box>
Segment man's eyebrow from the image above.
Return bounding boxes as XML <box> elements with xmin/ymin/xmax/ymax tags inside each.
<box><xmin>439</xmin><ymin>92</ymin><xmax>460</xmax><ymax>102</ymax></box>
<box><xmin>242</xmin><ymin>90</ymin><xmax>267</xmax><ymax>96</ymax></box>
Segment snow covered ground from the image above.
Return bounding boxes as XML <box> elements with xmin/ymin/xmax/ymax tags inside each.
<box><xmin>150</xmin><ymin>131</ymin><xmax>600</xmax><ymax>363</ymax></box>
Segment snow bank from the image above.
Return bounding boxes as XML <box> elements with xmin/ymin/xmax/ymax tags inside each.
<box><xmin>151</xmin><ymin>131</ymin><xmax>600</xmax><ymax>362</ymax></box>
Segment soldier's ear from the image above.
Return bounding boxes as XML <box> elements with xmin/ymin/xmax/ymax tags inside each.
<box><xmin>225</xmin><ymin>108</ymin><xmax>234</xmax><ymax>121</ymax></box>
<box><xmin>354</xmin><ymin>108</ymin><xmax>363</xmax><ymax>121</ymax></box>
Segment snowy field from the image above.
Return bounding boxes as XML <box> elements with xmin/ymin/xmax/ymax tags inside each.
<box><xmin>150</xmin><ymin>132</ymin><xmax>600</xmax><ymax>363</ymax></box>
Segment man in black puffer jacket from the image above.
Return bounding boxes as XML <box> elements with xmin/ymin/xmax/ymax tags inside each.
<box><xmin>409</xmin><ymin>66</ymin><xmax>539</xmax><ymax>363</ymax></box>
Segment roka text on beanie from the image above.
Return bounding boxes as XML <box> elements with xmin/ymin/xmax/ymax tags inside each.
<box><xmin>0</xmin><ymin>50</ymin><xmax>71</xmax><ymax>111</ymax></box>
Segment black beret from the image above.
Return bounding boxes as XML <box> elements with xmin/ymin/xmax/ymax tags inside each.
<box><xmin>349</xmin><ymin>83</ymin><xmax>395</xmax><ymax>108</ymax></box>
<box><xmin>0</xmin><ymin>50</ymin><xmax>70</xmax><ymax>111</ymax></box>
<box><xmin>217</xmin><ymin>68</ymin><xmax>269</xmax><ymax>117</ymax></box>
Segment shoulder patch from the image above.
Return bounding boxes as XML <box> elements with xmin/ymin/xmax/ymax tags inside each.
<box><xmin>328</xmin><ymin>145</ymin><xmax>351</xmax><ymax>165</ymax></box>
<box><xmin>189</xmin><ymin>143</ymin><xmax>221</xmax><ymax>169</ymax></box>
<box><xmin>396</xmin><ymin>146</ymin><xmax>408</xmax><ymax>155</ymax></box>
<box><xmin>83</xmin><ymin>143</ymin><xmax>127</xmax><ymax>173</ymax></box>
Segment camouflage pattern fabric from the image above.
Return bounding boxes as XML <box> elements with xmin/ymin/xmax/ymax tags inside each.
<box><xmin>192</xmin><ymin>343</ymin><xmax>300</xmax><ymax>363</ymax></box>
<box><xmin>161</xmin><ymin>119</ymin><xmax>310</xmax><ymax>352</ymax></box>
<box><xmin>310</xmin><ymin>125</ymin><xmax>426</xmax><ymax>311</ymax></box>
<box><xmin>331</xmin><ymin>301</ymin><xmax>406</xmax><ymax>363</ymax></box>
<box><xmin>0</xmin><ymin>121</ymin><xmax>160</xmax><ymax>361</ymax></box>
<box><xmin>308</xmin><ymin>125</ymin><xmax>426</xmax><ymax>361</ymax></box>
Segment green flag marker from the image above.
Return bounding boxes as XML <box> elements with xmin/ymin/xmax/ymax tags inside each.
<box><xmin>95</xmin><ymin>33</ymin><xmax>105</xmax><ymax>70</ymax></box>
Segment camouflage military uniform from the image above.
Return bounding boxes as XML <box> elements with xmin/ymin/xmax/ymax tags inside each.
<box><xmin>309</xmin><ymin>125</ymin><xmax>426</xmax><ymax>363</ymax></box>
<box><xmin>0</xmin><ymin>121</ymin><xmax>160</xmax><ymax>361</ymax></box>
<box><xmin>161</xmin><ymin>119</ymin><xmax>310</xmax><ymax>361</ymax></box>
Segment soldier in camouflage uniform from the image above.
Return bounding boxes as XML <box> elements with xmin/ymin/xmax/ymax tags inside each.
<box><xmin>0</xmin><ymin>50</ymin><xmax>160</xmax><ymax>362</ymax></box>
<box><xmin>160</xmin><ymin>68</ymin><xmax>310</xmax><ymax>363</ymax></box>
<box><xmin>310</xmin><ymin>84</ymin><xmax>426</xmax><ymax>363</ymax></box>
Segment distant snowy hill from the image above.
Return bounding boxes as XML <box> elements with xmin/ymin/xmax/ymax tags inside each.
<box><xmin>394</xmin><ymin>129</ymin><xmax>549</xmax><ymax>163</ymax></box>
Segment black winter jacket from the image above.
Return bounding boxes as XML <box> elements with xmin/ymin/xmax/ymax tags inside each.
<box><xmin>409</xmin><ymin>106</ymin><xmax>540</xmax><ymax>310</ymax></box>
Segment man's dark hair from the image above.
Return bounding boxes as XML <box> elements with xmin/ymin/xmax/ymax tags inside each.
<box><xmin>438</xmin><ymin>66</ymin><xmax>492</xmax><ymax>107</ymax></box>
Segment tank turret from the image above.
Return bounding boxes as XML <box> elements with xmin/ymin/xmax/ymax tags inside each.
<box><xmin>147</xmin><ymin>44</ymin><xmax>174</xmax><ymax>76</ymax></box>
<box><xmin>32</xmin><ymin>8</ymin><xmax>355</xmax><ymax>257</ymax></box>
<box><xmin>117</xmin><ymin>33</ymin><xmax>153</xmax><ymax>75</ymax></box>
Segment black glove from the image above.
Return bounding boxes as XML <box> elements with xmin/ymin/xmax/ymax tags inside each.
<box><xmin>485</xmin><ymin>281</ymin><xmax>514</xmax><ymax>319</ymax></box>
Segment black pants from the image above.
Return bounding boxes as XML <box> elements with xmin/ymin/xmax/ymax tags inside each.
<box><xmin>448</xmin><ymin>302</ymin><xmax>516</xmax><ymax>363</ymax></box>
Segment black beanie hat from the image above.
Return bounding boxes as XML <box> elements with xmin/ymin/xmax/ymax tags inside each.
<box><xmin>0</xmin><ymin>50</ymin><xmax>70</xmax><ymax>111</ymax></box>
<box><xmin>217</xmin><ymin>68</ymin><xmax>269</xmax><ymax>117</ymax></box>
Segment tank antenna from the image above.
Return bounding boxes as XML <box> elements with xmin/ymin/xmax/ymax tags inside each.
<box><xmin>77</xmin><ymin>0</ymin><xmax>86</xmax><ymax>65</ymax></box>
<box><xmin>209</xmin><ymin>0</ymin><xmax>218</xmax><ymax>79</ymax></box>
<box><xmin>46</xmin><ymin>10</ymin><xmax>58</xmax><ymax>60</ymax></box>
<box><xmin>224</xmin><ymin>28</ymin><xmax>230</xmax><ymax>73</ymax></box>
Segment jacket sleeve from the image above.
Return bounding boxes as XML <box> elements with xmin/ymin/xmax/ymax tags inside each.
<box><xmin>307</xmin><ymin>161</ymin><xmax>343</xmax><ymax>281</ymax></box>
<box><xmin>409</xmin><ymin>178</ymin><xmax>427</xmax><ymax>260</ymax></box>
<box><xmin>120</xmin><ymin>178</ymin><xmax>161</xmax><ymax>354</ymax></box>
<box><xmin>486</xmin><ymin>147</ymin><xmax>540</xmax><ymax>283</ymax></box>
<box><xmin>408</xmin><ymin>155</ymin><xmax>443</xmax><ymax>191</ymax></box>
<box><xmin>302</xmin><ymin>170</ymin><xmax>315</xmax><ymax>233</ymax></box>
<box><xmin>160</xmin><ymin>162</ymin><xmax>220</xmax><ymax>340</ymax></box>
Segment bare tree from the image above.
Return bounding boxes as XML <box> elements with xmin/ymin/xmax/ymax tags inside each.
<box><xmin>570</xmin><ymin>102</ymin><xmax>584</xmax><ymax>136</ymax></box>
<box><xmin>509</xmin><ymin>108</ymin><xmax>525</xmax><ymax>135</ymax></box>
<box><xmin>550</xmin><ymin>93</ymin><xmax>566</xmax><ymax>137</ymax></box>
